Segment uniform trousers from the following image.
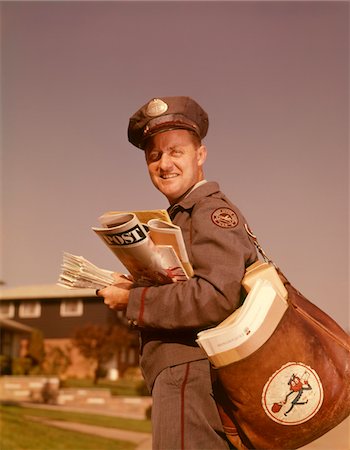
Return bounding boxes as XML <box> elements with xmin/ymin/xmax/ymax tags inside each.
<box><xmin>151</xmin><ymin>358</ymin><xmax>234</xmax><ymax>450</ymax></box>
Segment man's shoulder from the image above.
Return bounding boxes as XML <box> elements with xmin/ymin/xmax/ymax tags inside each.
<box><xmin>194</xmin><ymin>184</ymin><xmax>242</xmax><ymax>214</ymax></box>
<box><xmin>182</xmin><ymin>181</ymin><xmax>224</xmax><ymax>206</ymax></box>
<box><xmin>178</xmin><ymin>181</ymin><xmax>247</xmax><ymax>224</ymax></box>
<box><xmin>191</xmin><ymin>184</ymin><xmax>249</xmax><ymax>231</ymax></box>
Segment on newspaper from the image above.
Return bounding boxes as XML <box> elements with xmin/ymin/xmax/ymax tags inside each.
<box><xmin>58</xmin><ymin>252</ymin><xmax>115</xmax><ymax>290</ymax></box>
<box><xmin>58</xmin><ymin>209</ymin><xmax>193</xmax><ymax>289</ymax></box>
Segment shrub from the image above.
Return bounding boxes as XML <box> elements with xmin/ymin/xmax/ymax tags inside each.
<box><xmin>135</xmin><ymin>380</ymin><xmax>150</xmax><ymax>396</ymax></box>
<box><xmin>12</xmin><ymin>357</ymin><xmax>32</xmax><ymax>375</ymax></box>
<box><xmin>123</xmin><ymin>366</ymin><xmax>143</xmax><ymax>381</ymax></box>
<box><xmin>41</xmin><ymin>381</ymin><xmax>59</xmax><ymax>404</ymax></box>
<box><xmin>43</xmin><ymin>345</ymin><xmax>71</xmax><ymax>376</ymax></box>
<box><xmin>0</xmin><ymin>355</ymin><xmax>12</xmax><ymax>375</ymax></box>
<box><xmin>145</xmin><ymin>404</ymin><xmax>152</xmax><ymax>420</ymax></box>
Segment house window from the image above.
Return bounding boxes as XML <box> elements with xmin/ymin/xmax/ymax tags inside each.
<box><xmin>0</xmin><ymin>302</ymin><xmax>15</xmax><ymax>318</ymax></box>
<box><xmin>60</xmin><ymin>299</ymin><xmax>83</xmax><ymax>317</ymax></box>
<box><xmin>19</xmin><ymin>301</ymin><xmax>41</xmax><ymax>318</ymax></box>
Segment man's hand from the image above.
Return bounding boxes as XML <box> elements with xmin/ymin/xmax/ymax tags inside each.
<box><xmin>96</xmin><ymin>273</ymin><xmax>133</xmax><ymax>310</ymax></box>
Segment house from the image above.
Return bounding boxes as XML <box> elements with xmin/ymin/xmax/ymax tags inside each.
<box><xmin>0</xmin><ymin>284</ymin><xmax>139</xmax><ymax>379</ymax></box>
<box><xmin>0</xmin><ymin>317</ymin><xmax>35</xmax><ymax>374</ymax></box>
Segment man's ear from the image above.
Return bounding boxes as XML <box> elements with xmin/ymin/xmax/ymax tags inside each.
<box><xmin>197</xmin><ymin>145</ymin><xmax>207</xmax><ymax>166</ymax></box>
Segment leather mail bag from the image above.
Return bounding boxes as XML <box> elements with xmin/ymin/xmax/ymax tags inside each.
<box><xmin>213</xmin><ymin>275</ymin><xmax>350</xmax><ymax>449</ymax></box>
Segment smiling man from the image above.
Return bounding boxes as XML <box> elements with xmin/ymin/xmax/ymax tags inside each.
<box><xmin>144</xmin><ymin>128</ymin><xmax>207</xmax><ymax>205</ymax></box>
<box><xmin>97</xmin><ymin>96</ymin><xmax>257</xmax><ymax>450</ymax></box>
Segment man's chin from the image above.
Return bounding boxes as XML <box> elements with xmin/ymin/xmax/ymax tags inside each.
<box><xmin>158</xmin><ymin>186</ymin><xmax>183</xmax><ymax>204</ymax></box>
<box><xmin>157</xmin><ymin>181</ymin><xmax>179</xmax><ymax>195</ymax></box>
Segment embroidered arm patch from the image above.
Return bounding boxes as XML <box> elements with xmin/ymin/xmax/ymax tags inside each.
<box><xmin>211</xmin><ymin>208</ymin><xmax>239</xmax><ymax>228</ymax></box>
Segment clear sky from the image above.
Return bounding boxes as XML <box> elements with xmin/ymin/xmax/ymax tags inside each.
<box><xmin>1</xmin><ymin>1</ymin><xmax>349</xmax><ymax>329</ymax></box>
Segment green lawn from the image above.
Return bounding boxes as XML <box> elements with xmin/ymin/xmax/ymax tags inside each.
<box><xmin>61</xmin><ymin>377</ymin><xmax>149</xmax><ymax>397</ymax></box>
<box><xmin>0</xmin><ymin>404</ymin><xmax>152</xmax><ymax>450</ymax></box>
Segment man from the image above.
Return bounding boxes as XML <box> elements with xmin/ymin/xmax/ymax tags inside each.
<box><xmin>97</xmin><ymin>96</ymin><xmax>257</xmax><ymax>450</ymax></box>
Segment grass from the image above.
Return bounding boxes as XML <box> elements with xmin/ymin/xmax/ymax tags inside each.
<box><xmin>4</xmin><ymin>403</ymin><xmax>152</xmax><ymax>433</ymax></box>
<box><xmin>61</xmin><ymin>377</ymin><xmax>149</xmax><ymax>396</ymax></box>
<box><xmin>0</xmin><ymin>403</ymin><xmax>152</xmax><ymax>450</ymax></box>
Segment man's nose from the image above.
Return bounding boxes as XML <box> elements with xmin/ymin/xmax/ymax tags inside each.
<box><xmin>159</xmin><ymin>153</ymin><xmax>174</xmax><ymax>170</ymax></box>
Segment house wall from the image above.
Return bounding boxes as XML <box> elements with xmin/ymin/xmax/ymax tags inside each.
<box><xmin>44</xmin><ymin>338</ymin><xmax>96</xmax><ymax>379</ymax></box>
<box><xmin>44</xmin><ymin>337</ymin><xmax>140</xmax><ymax>379</ymax></box>
<box><xmin>8</xmin><ymin>297</ymin><xmax>120</xmax><ymax>338</ymax></box>
<box><xmin>1</xmin><ymin>296</ymin><xmax>140</xmax><ymax>379</ymax></box>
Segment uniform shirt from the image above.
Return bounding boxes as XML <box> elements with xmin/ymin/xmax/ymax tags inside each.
<box><xmin>126</xmin><ymin>181</ymin><xmax>257</xmax><ymax>390</ymax></box>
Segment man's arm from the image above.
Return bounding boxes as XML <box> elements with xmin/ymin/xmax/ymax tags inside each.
<box><xmin>125</xmin><ymin>197</ymin><xmax>257</xmax><ymax>330</ymax></box>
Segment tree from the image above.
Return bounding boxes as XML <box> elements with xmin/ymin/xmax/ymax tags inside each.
<box><xmin>11</xmin><ymin>329</ymin><xmax>46</xmax><ymax>375</ymax></box>
<box><xmin>43</xmin><ymin>345</ymin><xmax>71</xmax><ymax>376</ymax></box>
<box><xmin>27</xmin><ymin>329</ymin><xmax>45</xmax><ymax>374</ymax></box>
<box><xmin>72</xmin><ymin>323</ymin><xmax>135</xmax><ymax>384</ymax></box>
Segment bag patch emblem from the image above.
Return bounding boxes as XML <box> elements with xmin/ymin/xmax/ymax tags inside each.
<box><xmin>261</xmin><ymin>362</ymin><xmax>324</xmax><ymax>425</ymax></box>
<box><xmin>211</xmin><ymin>208</ymin><xmax>238</xmax><ymax>228</ymax></box>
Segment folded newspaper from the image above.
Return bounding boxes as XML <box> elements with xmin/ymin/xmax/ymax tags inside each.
<box><xmin>196</xmin><ymin>278</ymin><xmax>288</xmax><ymax>368</ymax></box>
<box><xmin>58</xmin><ymin>209</ymin><xmax>193</xmax><ymax>289</ymax></box>
<box><xmin>58</xmin><ymin>252</ymin><xmax>115</xmax><ymax>289</ymax></box>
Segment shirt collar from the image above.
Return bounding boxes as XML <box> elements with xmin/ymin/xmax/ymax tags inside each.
<box><xmin>167</xmin><ymin>181</ymin><xmax>221</xmax><ymax>219</ymax></box>
<box><xmin>184</xmin><ymin>179</ymin><xmax>208</xmax><ymax>199</ymax></box>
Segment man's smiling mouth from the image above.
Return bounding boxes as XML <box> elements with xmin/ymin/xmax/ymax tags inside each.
<box><xmin>161</xmin><ymin>174</ymin><xmax>179</xmax><ymax>179</ymax></box>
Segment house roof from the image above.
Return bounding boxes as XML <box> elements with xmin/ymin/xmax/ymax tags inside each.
<box><xmin>0</xmin><ymin>284</ymin><xmax>97</xmax><ymax>300</ymax></box>
<box><xmin>0</xmin><ymin>317</ymin><xmax>35</xmax><ymax>333</ymax></box>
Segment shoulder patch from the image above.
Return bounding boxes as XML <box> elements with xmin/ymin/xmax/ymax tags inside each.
<box><xmin>211</xmin><ymin>208</ymin><xmax>239</xmax><ymax>229</ymax></box>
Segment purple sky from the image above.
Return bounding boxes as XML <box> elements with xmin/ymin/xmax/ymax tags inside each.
<box><xmin>1</xmin><ymin>1</ymin><xmax>349</xmax><ymax>329</ymax></box>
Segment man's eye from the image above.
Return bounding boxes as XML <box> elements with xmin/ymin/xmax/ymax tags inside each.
<box><xmin>147</xmin><ymin>152</ymin><xmax>161</xmax><ymax>162</ymax></box>
<box><xmin>171</xmin><ymin>149</ymin><xmax>183</xmax><ymax>157</ymax></box>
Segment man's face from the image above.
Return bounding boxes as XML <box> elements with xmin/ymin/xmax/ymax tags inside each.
<box><xmin>145</xmin><ymin>129</ymin><xmax>207</xmax><ymax>204</ymax></box>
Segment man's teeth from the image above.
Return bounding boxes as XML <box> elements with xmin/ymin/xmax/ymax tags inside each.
<box><xmin>161</xmin><ymin>174</ymin><xmax>178</xmax><ymax>179</ymax></box>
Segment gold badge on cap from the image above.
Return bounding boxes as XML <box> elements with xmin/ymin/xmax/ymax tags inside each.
<box><xmin>146</xmin><ymin>98</ymin><xmax>168</xmax><ymax>117</ymax></box>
